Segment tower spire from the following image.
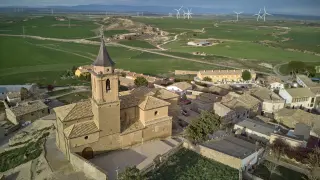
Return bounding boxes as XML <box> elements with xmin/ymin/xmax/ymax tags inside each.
<box><xmin>92</xmin><ymin>39</ymin><xmax>115</xmax><ymax>67</ymax></box>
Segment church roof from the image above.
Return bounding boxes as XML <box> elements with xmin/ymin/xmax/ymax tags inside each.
<box><xmin>54</xmin><ymin>99</ymin><xmax>93</xmax><ymax>122</ymax></box>
<box><xmin>138</xmin><ymin>95</ymin><xmax>170</xmax><ymax>110</ymax></box>
<box><xmin>64</xmin><ymin>121</ymin><xmax>99</xmax><ymax>138</ymax></box>
<box><xmin>92</xmin><ymin>39</ymin><xmax>115</xmax><ymax>67</ymax></box>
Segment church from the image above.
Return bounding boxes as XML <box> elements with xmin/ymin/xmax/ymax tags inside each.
<box><xmin>54</xmin><ymin>39</ymin><xmax>173</xmax><ymax>160</ymax></box>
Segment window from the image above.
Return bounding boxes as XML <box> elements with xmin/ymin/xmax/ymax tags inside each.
<box><xmin>84</xmin><ymin>136</ymin><xmax>88</xmax><ymax>140</ymax></box>
<box><xmin>154</xmin><ymin>111</ymin><xmax>158</xmax><ymax>116</ymax></box>
<box><xmin>106</xmin><ymin>79</ymin><xmax>111</xmax><ymax>91</ymax></box>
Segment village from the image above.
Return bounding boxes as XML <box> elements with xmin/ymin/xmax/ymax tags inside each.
<box><xmin>0</xmin><ymin>39</ymin><xmax>320</xmax><ymax>180</ymax></box>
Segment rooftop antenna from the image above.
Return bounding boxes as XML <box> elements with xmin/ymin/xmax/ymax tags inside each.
<box><xmin>174</xmin><ymin>6</ymin><xmax>183</xmax><ymax>19</ymax></box>
<box><xmin>262</xmin><ymin>6</ymin><xmax>272</xmax><ymax>22</ymax></box>
<box><xmin>186</xmin><ymin>8</ymin><xmax>193</xmax><ymax>19</ymax></box>
<box><xmin>253</xmin><ymin>9</ymin><xmax>263</xmax><ymax>21</ymax></box>
<box><xmin>234</xmin><ymin>11</ymin><xmax>243</xmax><ymax>21</ymax></box>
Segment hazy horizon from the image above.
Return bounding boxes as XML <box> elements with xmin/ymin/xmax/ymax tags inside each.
<box><xmin>1</xmin><ymin>0</ymin><xmax>320</xmax><ymax>16</ymax></box>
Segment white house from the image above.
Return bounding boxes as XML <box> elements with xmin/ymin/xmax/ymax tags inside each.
<box><xmin>187</xmin><ymin>41</ymin><xmax>211</xmax><ymax>47</ymax></box>
<box><xmin>250</xmin><ymin>88</ymin><xmax>285</xmax><ymax>114</ymax></box>
<box><xmin>279</xmin><ymin>88</ymin><xmax>316</xmax><ymax>109</ymax></box>
<box><xmin>263</xmin><ymin>76</ymin><xmax>284</xmax><ymax>91</ymax></box>
<box><xmin>166</xmin><ymin>82</ymin><xmax>192</xmax><ymax>95</ymax></box>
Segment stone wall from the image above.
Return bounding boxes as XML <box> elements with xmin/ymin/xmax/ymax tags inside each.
<box><xmin>69</xmin><ymin>152</ymin><xmax>108</xmax><ymax>180</ymax></box>
<box><xmin>183</xmin><ymin>141</ymin><xmax>242</xmax><ymax>169</ymax></box>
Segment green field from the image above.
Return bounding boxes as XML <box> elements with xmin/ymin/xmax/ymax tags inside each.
<box><xmin>279</xmin><ymin>62</ymin><xmax>320</xmax><ymax>75</ymax></box>
<box><xmin>253</xmin><ymin>161</ymin><xmax>307</xmax><ymax>180</ymax></box>
<box><xmin>47</xmin><ymin>88</ymin><xmax>74</xmax><ymax>96</ymax></box>
<box><xmin>0</xmin><ymin>16</ymin><xmax>99</xmax><ymax>39</ymax></box>
<box><xmin>118</xmin><ymin>39</ymin><xmax>156</xmax><ymax>49</ymax></box>
<box><xmin>0</xmin><ymin>36</ymin><xmax>220</xmax><ymax>85</ymax></box>
<box><xmin>147</xmin><ymin>148</ymin><xmax>238</xmax><ymax>180</ymax></box>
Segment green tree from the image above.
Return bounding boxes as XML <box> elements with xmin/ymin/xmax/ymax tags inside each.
<box><xmin>121</xmin><ymin>72</ymin><xmax>126</xmax><ymax>77</ymax></box>
<box><xmin>71</xmin><ymin>66</ymin><xmax>77</xmax><ymax>74</ymax></box>
<box><xmin>241</xmin><ymin>70</ymin><xmax>252</xmax><ymax>81</ymax></box>
<box><xmin>264</xmin><ymin>161</ymin><xmax>278</xmax><ymax>180</ymax></box>
<box><xmin>269</xmin><ymin>138</ymin><xmax>289</xmax><ymax>162</ymax></box>
<box><xmin>79</xmin><ymin>72</ymin><xmax>91</xmax><ymax>81</ymax></box>
<box><xmin>203</xmin><ymin>76</ymin><xmax>212</xmax><ymax>82</ymax></box>
<box><xmin>134</xmin><ymin>76</ymin><xmax>148</xmax><ymax>87</ymax></box>
<box><xmin>287</xmin><ymin>61</ymin><xmax>306</xmax><ymax>74</ymax></box>
<box><xmin>185</xmin><ymin>111</ymin><xmax>221</xmax><ymax>143</ymax></box>
<box><xmin>20</xmin><ymin>87</ymin><xmax>29</xmax><ymax>100</ymax></box>
<box><xmin>118</xmin><ymin>166</ymin><xmax>146</xmax><ymax>180</ymax></box>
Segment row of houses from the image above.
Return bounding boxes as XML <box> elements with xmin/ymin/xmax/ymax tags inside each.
<box><xmin>197</xmin><ymin>69</ymin><xmax>257</xmax><ymax>83</ymax></box>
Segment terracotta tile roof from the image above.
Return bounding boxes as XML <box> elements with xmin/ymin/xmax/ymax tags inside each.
<box><xmin>138</xmin><ymin>96</ymin><xmax>170</xmax><ymax>110</ymax></box>
<box><xmin>265</xmin><ymin>76</ymin><xmax>282</xmax><ymax>84</ymax></box>
<box><xmin>169</xmin><ymin>82</ymin><xmax>192</xmax><ymax>91</ymax></box>
<box><xmin>250</xmin><ymin>88</ymin><xmax>282</xmax><ymax>101</ymax></box>
<box><xmin>64</xmin><ymin>121</ymin><xmax>99</xmax><ymax>138</ymax></box>
<box><xmin>9</xmin><ymin>100</ymin><xmax>48</xmax><ymax>117</ymax></box>
<box><xmin>310</xmin><ymin>87</ymin><xmax>320</xmax><ymax>95</ymax></box>
<box><xmin>221</xmin><ymin>92</ymin><xmax>260</xmax><ymax>110</ymax></box>
<box><xmin>130</xmin><ymin>86</ymin><xmax>154</xmax><ymax>97</ymax></box>
<box><xmin>54</xmin><ymin>99</ymin><xmax>93</xmax><ymax>122</ymax></box>
<box><xmin>119</xmin><ymin>94</ymin><xmax>141</xmax><ymax>109</ymax></box>
<box><xmin>153</xmin><ymin>88</ymin><xmax>179</xmax><ymax>100</ymax></box>
<box><xmin>275</xmin><ymin>109</ymin><xmax>319</xmax><ymax>128</ymax></box>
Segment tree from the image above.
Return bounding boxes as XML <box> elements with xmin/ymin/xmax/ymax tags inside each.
<box><xmin>121</xmin><ymin>72</ymin><xmax>126</xmax><ymax>77</ymax></box>
<box><xmin>20</xmin><ymin>87</ymin><xmax>29</xmax><ymax>100</ymax></box>
<box><xmin>203</xmin><ymin>77</ymin><xmax>212</xmax><ymax>82</ymax></box>
<box><xmin>185</xmin><ymin>111</ymin><xmax>221</xmax><ymax>143</ymax></box>
<box><xmin>79</xmin><ymin>72</ymin><xmax>91</xmax><ymax>81</ymax></box>
<box><xmin>269</xmin><ymin>138</ymin><xmax>290</xmax><ymax>161</ymax></box>
<box><xmin>47</xmin><ymin>85</ymin><xmax>54</xmax><ymax>92</ymax></box>
<box><xmin>307</xmin><ymin>147</ymin><xmax>320</xmax><ymax>180</ymax></box>
<box><xmin>241</xmin><ymin>70</ymin><xmax>252</xmax><ymax>81</ymax></box>
<box><xmin>118</xmin><ymin>166</ymin><xmax>146</xmax><ymax>180</ymax></box>
<box><xmin>71</xmin><ymin>66</ymin><xmax>77</xmax><ymax>74</ymax></box>
<box><xmin>287</xmin><ymin>61</ymin><xmax>306</xmax><ymax>74</ymax></box>
<box><xmin>134</xmin><ymin>76</ymin><xmax>148</xmax><ymax>87</ymax></box>
<box><xmin>264</xmin><ymin>161</ymin><xmax>278</xmax><ymax>180</ymax></box>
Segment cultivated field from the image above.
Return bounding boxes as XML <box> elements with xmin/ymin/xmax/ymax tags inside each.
<box><xmin>147</xmin><ymin>148</ymin><xmax>238</xmax><ymax>180</ymax></box>
<box><xmin>0</xmin><ymin>14</ymin><xmax>319</xmax><ymax>85</ymax></box>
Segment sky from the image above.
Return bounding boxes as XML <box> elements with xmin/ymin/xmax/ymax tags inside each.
<box><xmin>1</xmin><ymin>0</ymin><xmax>320</xmax><ymax>16</ymax></box>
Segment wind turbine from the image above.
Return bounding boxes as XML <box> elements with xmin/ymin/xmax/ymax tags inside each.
<box><xmin>174</xmin><ymin>6</ymin><xmax>183</xmax><ymax>19</ymax></box>
<box><xmin>234</xmin><ymin>11</ymin><xmax>243</xmax><ymax>21</ymax></box>
<box><xmin>262</xmin><ymin>6</ymin><xmax>272</xmax><ymax>21</ymax></box>
<box><xmin>253</xmin><ymin>9</ymin><xmax>263</xmax><ymax>21</ymax></box>
<box><xmin>186</xmin><ymin>8</ymin><xmax>193</xmax><ymax>19</ymax></box>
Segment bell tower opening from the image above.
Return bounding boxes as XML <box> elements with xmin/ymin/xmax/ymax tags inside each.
<box><xmin>106</xmin><ymin>79</ymin><xmax>111</xmax><ymax>91</ymax></box>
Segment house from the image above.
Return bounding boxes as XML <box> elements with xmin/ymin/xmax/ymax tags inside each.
<box><xmin>75</xmin><ymin>65</ymin><xmax>93</xmax><ymax>77</ymax></box>
<box><xmin>129</xmin><ymin>86</ymin><xmax>179</xmax><ymax>109</ymax></box>
<box><xmin>5</xmin><ymin>100</ymin><xmax>49</xmax><ymax>125</ymax></box>
<box><xmin>274</xmin><ymin>108</ymin><xmax>319</xmax><ymax>130</ymax></box>
<box><xmin>213</xmin><ymin>102</ymin><xmax>237</xmax><ymax>123</ymax></box>
<box><xmin>6</xmin><ymin>92</ymin><xmax>21</xmax><ymax>104</ymax></box>
<box><xmin>188</xmin><ymin>136</ymin><xmax>264</xmax><ymax>170</ymax></box>
<box><xmin>166</xmin><ymin>82</ymin><xmax>192</xmax><ymax>95</ymax></box>
<box><xmin>191</xmin><ymin>92</ymin><xmax>222</xmax><ymax>113</ymax></box>
<box><xmin>119</xmin><ymin>77</ymin><xmax>135</xmax><ymax>88</ymax></box>
<box><xmin>279</xmin><ymin>88</ymin><xmax>316</xmax><ymax>109</ymax></box>
<box><xmin>250</xmin><ymin>88</ymin><xmax>285</xmax><ymax>114</ymax></box>
<box><xmin>260</xmin><ymin>76</ymin><xmax>284</xmax><ymax>91</ymax></box>
<box><xmin>0</xmin><ymin>84</ymin><xmax>38</xmax><ymax>97</ymax></box>
<box><xmin>234</xmin><ymin>118</ymin><xmax>276</xmax><ymax>142</ymax></box>
<box><xmin>220</xmin><ymin>92</ymin><xmax>262</xmax><ymax>119</ymax></box>
<box><xmin>296</xmin><ymin>74</ymin><xmax>319</xmax><ymax>88</ymax></box>
<box><xmin>54</xmin><ymin>39</ymin><xmax>173</xmax><ymax>160</ymax></box>
<box><xmin>187</xmin><ymin>40</ymin><xmax>211</xmax><ymax>46</ymax></box>
<box><xmin>197</xmin><ymin>69</ymin><xmax>256</xmax><ymax>83</ymax></box>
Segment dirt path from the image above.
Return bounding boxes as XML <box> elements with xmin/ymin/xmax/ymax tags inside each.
<box><xmin>156</xmin><ymin>32</ymin><xmax>184</xmax><ymax>50</ymax></box>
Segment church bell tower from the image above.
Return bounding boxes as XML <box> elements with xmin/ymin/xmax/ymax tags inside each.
<box><xmin>91</xmin><ymin>38</ymin><xmax>120</xmax><ymax>137</ymax></box>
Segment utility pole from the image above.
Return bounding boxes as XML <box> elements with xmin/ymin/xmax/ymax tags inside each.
<box><xmin>68</xmin><ymin>18</ymin><xmax>70</xmax><ymax>28</ymax></box>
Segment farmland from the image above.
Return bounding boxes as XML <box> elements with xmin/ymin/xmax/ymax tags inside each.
<box><xmin>0</xmin><ymin>14</ymin><xmax>319</xmax><ymax>85</ymax></box>
<box><xmin>147</xmin><ymin>148</ymin><xmax>238</xmax><ymax>180</ymax></box>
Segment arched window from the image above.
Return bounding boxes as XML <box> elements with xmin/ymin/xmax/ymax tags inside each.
<box><xmin>106</xmin><ymin>79</ymin><xmax>111</xmax><ymax>91</ymax></box>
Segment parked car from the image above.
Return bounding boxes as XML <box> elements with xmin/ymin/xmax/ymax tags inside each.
<box><xmin>181</xmin><ymin>109</ymin><xmax>189</xmax><ymax>116</ymax></box>
<box><xmin>180</xmin><ymin>100</ymin><xmax>191</xmax><ymax>105</ymax></box>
